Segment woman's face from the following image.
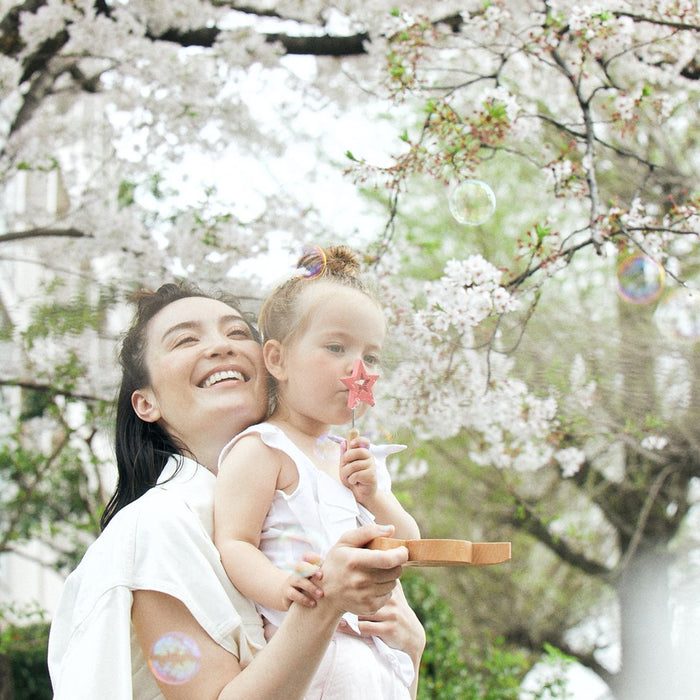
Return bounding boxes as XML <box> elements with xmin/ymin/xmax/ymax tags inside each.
<box><xmin>132</xmin><ymin>297</ymin><xmax>268</xmax><ymax>468</ymax></box>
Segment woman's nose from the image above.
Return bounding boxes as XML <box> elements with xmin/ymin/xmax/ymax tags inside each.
<box><xmin>207</xmin><ymin>335</ymin><xmax>237</xmax><ymax>357</ymax></box>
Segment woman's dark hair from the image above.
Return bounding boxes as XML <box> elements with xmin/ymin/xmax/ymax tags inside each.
<box><xmin>100</xmin><ymin>281</ymin><xmax>257</xmax><ymax>530</ymax></box>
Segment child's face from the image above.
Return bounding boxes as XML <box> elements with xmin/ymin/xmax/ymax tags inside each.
<box><xmin>274</xmin><ymin>284</ymin><xmax>386</xmax><ymax>431</ymax></box>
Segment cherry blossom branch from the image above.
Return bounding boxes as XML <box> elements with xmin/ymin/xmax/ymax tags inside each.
<box><xmin>614</xmin><ymin>11</ymin><xmax>700</xmax><ymax>33</ymax></box>
<box><xmin>0</xmin><ymin>378</ymin><xmax>107</xmax><ymax>404</ymax></box>
<box><xmin>0</xmin><ymin>226</ymin><xmax>89</xmax><ymax>243</ymax></box>
<box><xmin>511</xmin><ymin>496</ymin><xmax>612</xmax><ymax>578</ymax></box>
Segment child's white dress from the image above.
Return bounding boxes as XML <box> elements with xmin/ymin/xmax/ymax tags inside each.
<box><xmin>219</xmin><ymin>422</ymin><xmax>414</xmax><ymax>699</ymax></box>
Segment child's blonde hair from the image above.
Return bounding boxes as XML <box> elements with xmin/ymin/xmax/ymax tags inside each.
<box><xmin>258</xmin><ymin>245</ymin><xmax>378</xmax><ymax>345</ymax></box>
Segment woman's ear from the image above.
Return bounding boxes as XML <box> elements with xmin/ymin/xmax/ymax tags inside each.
<box><xmin>131</xmin><ymin>388</ymin><xmax>162</xmax><ymax>423</ymax></box>
<box><xmin>263</xmin><ymin>339</ymin><xmax>287</xmax><ymax>381</ymax></box>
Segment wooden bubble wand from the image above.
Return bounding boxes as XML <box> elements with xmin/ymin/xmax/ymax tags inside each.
<box><xmin>339</xmin><ymin>359</ymin><xmax>512</xmax><ymax>567</ymax></box>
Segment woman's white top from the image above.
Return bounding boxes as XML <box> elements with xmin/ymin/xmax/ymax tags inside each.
<box><xmin>47</xmin><ymin>455</ymin><xmax>265</xmax><ymax>699</ymax></box>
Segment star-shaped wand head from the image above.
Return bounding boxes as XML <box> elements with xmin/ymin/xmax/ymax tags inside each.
<box><xmin>340</xmin><ymin>359</ymin><xmax>378</xmax><ymax>410</ymax></box>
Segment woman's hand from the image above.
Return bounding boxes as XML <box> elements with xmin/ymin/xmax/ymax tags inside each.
<box><xmin>355</xmin><ymin>581</ymin><xmax>426</xmax><ymax>663</ymax></box>
<box><xmin>318</xmin><ymin>523</ymin><xmax>408</xmax><ymax>617</ymax></box>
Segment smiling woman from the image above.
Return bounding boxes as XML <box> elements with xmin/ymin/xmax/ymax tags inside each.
<box><xmin>128</xmin><ymin>295</ymin><xmax>269</xmax><ymax>479</ymax></box>
<box><xmin>47</xmin><ymin>281</ymin><xmax>424</xmax><ymax>700</ymax></box>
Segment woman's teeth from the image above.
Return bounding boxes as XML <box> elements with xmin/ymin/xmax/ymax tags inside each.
<box><xmin>201</xmin><ymin>370</ymin><xmax>245</xmax><ymax>388</ymax></box>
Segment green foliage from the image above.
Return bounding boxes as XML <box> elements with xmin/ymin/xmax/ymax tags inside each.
<box><xmin>117</xmin><ymin>179</ymin><xmax>137</xmax><ymax>208</ymax></box>
<box><xmin>23</xmin><ymin>283</ymin><xmax>103</xmax><ymax>351</ymax></box>
<box><xmin>0</xmin><ymin>604</ymin><xmax>51</xmax><ymax>700</ymax></box>
<box><xmin>0</xmin><ymin>393</ymin><xmax>107</xmax><ymax>570</ymax></box>
<box><xmin>402</xmin><ymin>570</ymin><xmax>541</xmax><ymax>699</ymax></box>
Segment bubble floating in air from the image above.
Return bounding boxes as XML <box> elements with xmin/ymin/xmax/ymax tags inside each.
<box><xmin>448</xmin><ymin>179</ymin><xmax>496</xmax><ymax>226</ymax></box>
<box><xmin>149</xmin><ymin>632</ymin><xmax>202</xmax><ymax>685</ymax></box>
<box><xmin>616</xmin><ymin>254</ymin><xmax>665</xmax><ymax>305</ymax></box>
<box><xmin>297</xmin><ymin>245</ymin><xmax>327</xmax><ymax>279</ymax></box>
<box><xmin>654</xmin><ymin>288</ymin><xmax>700</xmax><ymax>341</ymax></box>
<box><xmin>277</xmin><ymin>526</ymin><xmax>325</xmax><ymax>576</ymax></box>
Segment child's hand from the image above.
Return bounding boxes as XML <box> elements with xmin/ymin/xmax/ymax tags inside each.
<box><xmin>340</xmin><ymin>436</ymin><xmax>378</xmax><ymax>505</ymax></box>
<box><xmin>278</xmin><ymin>570</ymin><xmax>324</xmax><ymax>611</ymax></box>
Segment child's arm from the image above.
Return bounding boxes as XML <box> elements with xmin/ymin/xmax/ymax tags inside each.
<box><xmin>214</xmin><ymin>435</ymin><xmax>323</xmax><ymax>611</ymax></box>
<box><xmin>340</xmin><ymin>437</ymin><xmax>420</xmax><ymax>540</ymax></box>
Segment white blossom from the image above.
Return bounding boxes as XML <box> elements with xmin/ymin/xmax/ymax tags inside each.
<box><xmin>641</xmin><ymin>435</ymin><xmax>669</xmax><ymax>451</ymax></box>
<box><xmin>556</xmin><ymin>447</ymin><xmax>587</xmax><ymax>478</ymax></box>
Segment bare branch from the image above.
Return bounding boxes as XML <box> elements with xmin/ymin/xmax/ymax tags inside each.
<box><xmin>614</xmin><ymin>11</ymin><xmax>700</xmax><ymax>33</ymax></box>
<box><xmin>0</xmin><ymin>226</ymin><xmax>89</xmax><ymax>244</ymax></box>
<box><xmin>263</xmin><ymin>32</ymin><xmax>369</xmax><ymax>56</ymax></box>
<box><xmin>0</xmin><ymin>378</ymin><xmax>108</xmax><ymax>404</ymax></box>
<box><xmin>511</xmin><ymin>497</ymin><xmax>612</xmax><ymax>578</ymax></box>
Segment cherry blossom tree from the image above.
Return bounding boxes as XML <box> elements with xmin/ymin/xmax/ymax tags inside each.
<box><xmin>1</xmin><ymin>1</ymin><xmax>699</xmax><ymax>698</ymax></box>
<box><xmin>350</xmin><ymin>3</ymin><xmax>699</xmax><ymax>698</ymax></box>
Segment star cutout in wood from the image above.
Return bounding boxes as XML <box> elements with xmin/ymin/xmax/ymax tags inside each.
<box><xmin>340</xmin><ymin>359</ymin><xmax>379</xmax><ymax>409</ymax></box>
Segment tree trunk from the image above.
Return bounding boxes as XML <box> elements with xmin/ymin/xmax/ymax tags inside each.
<box><xmin>0</xmin><ymin>654</ymin><xmax>14</xmax><ymax>700</ymax></box>
<box><xmin>613</xmin><ymin>547</ymin><xmax>675</xmax><ymax>700</ymax></box>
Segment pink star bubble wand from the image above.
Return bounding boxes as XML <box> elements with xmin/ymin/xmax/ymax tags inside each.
<box><xmin>340</xmin><ymin>359</ymin><xmax>378</xmax><ymax>440</ymax></box>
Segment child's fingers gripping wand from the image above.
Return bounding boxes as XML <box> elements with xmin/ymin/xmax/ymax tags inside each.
<box><xmin>340</xmin><ymin>359</ymin><xmax>379</xmax><ymax>442</ymax></box>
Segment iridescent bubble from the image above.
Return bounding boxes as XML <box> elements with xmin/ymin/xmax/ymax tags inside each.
<box><xmin>314</xmin><ymin>433</ymin><xmax>342</xmax><ymax>462</ymax></box>
<box><xmin>296</xmin><ymin>245</ymin><xmax>327</xmax><ymax>279</ymax></box>
<box><xmin>148</xmin><ymin>632</ymin><xmax>201</xmax><ymax>685</ymax></box>
<box><xmin>448</xmin><ymin>179</ymin><xmax>496</xmax><ymax>226</ymax></box>
<box><xmin>277</xmin><ymin>526</ymin><xmax>325</xmax><ymax>577</ymax></box>
<box><xmin>616</xmin><ymin>254</ymin><xmax>665</xmax><ymax>305</ymax></box>
<box><xmin>654</xmin><ymin>288</ymin><xmax>700</xmax><ymax>342</ymax></box>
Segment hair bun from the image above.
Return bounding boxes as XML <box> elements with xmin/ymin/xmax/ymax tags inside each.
<box><xmin>324</xmin><ymin>245</ymin><xmax>360</xmax><ymax>277</ymax></box>
<box><xmin>296</xmin><ymin>244</ymin><xmax>360</xmax><ymax>279</ymax></box>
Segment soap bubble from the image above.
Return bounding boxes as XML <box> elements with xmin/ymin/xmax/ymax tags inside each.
<box><xmin>296</xmin><ymin>245</ymin><xmax>327</xmax><ymax>279</ymax></box>
<box><xmin>314</xmin><ymin>433</ymin><xmax>342</xmax><ymax>462</ymax></box>
<box><xmin>616</xmin><ymin>254</ymin><xmax>665</xmax><ymax>305</ymax></box>
<box><xmin>277</xmin><ymin>526</ymin><xmax>325</xmax><ymax>576</ymax></box>
<box><xmin>448</xmin><ymin>179</ymin><xmax>496</xmax><ymax>226</ymax></box>
<box><xmin>654</xmin><ymin>288</ymin><xmax>700</xmax><ymax>342</ymax></box>
<box><xmin>148</xmin><ymin>632</ymin><xmax>201</xmax><ymax>685</ymax></box>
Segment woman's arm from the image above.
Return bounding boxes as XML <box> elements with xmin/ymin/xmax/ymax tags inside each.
<box><xmin>132</xmin><ymin>523</ymin><xmax>409</xmax><ymax>700</ymax></box>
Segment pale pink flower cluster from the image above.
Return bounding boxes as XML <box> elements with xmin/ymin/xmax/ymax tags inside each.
<box><xmin>122</xmin><ymin>0</ymin><xmax>226</xmax><ymax>36</ymax></box>
<box><xmin>555</xmin><ymin>447</ymin><xmax>587</xmax><ymax>478</ymax></box>
<box><xmin>0</xmin><ymin>56</ymin><xmax>21</xmax><ymax>100</ymax></box>
<box><xmin>640</xmin><ymin>435</ymin><xmax>669</xmax><ymax>451</ymax></box>
<box><xmin>470</xmin><ymin>3</ymin><xmax>511</xmax><ymax>44</ymax></box>
<box><xmin>18</xmin><ymin>0</ymin><xmax>80</xmax><ymax>53</ymax></box>
<box><xmin>423</xmin><ymin>255</ymin><xmax>519</xmax><ymax>329</ymax></box>
<box><xmin>567</xmin><ymin>6</ymin><xmax>607</xmax><ymax>39</ymax></box>
<box><xmin>616</xmin><ymin>199</ymin><xmax>674</xmax><ymax>259</ymax></box>
<box><xmin>468</xmin><ymin>378</ymin><xmax>559</xmax><ymax>472</ymax></box>
<box><xmin>568</xmin><ymin>354</ymin><xmax>597</xmax><ymax>410</ymax></box>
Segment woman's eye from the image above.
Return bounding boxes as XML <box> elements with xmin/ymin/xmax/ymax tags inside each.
<box><xmin>364</xmin><ymin>354</ymin><xmax>380</xmax><ymax>366</ymax></box>
<box><xmin>228</xmin><ymin>326</ymin><xmax>252</xmax><ymax>339</ymax></box>
<box><xmin>327</xmin><ymin>344</ymin><xmax>344</xmax><ymax>354</ymax></box>
<box><xmin>174</xmin><ymin>335</ymin><xmax>198</xmax><ymax>347</ymax></box>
